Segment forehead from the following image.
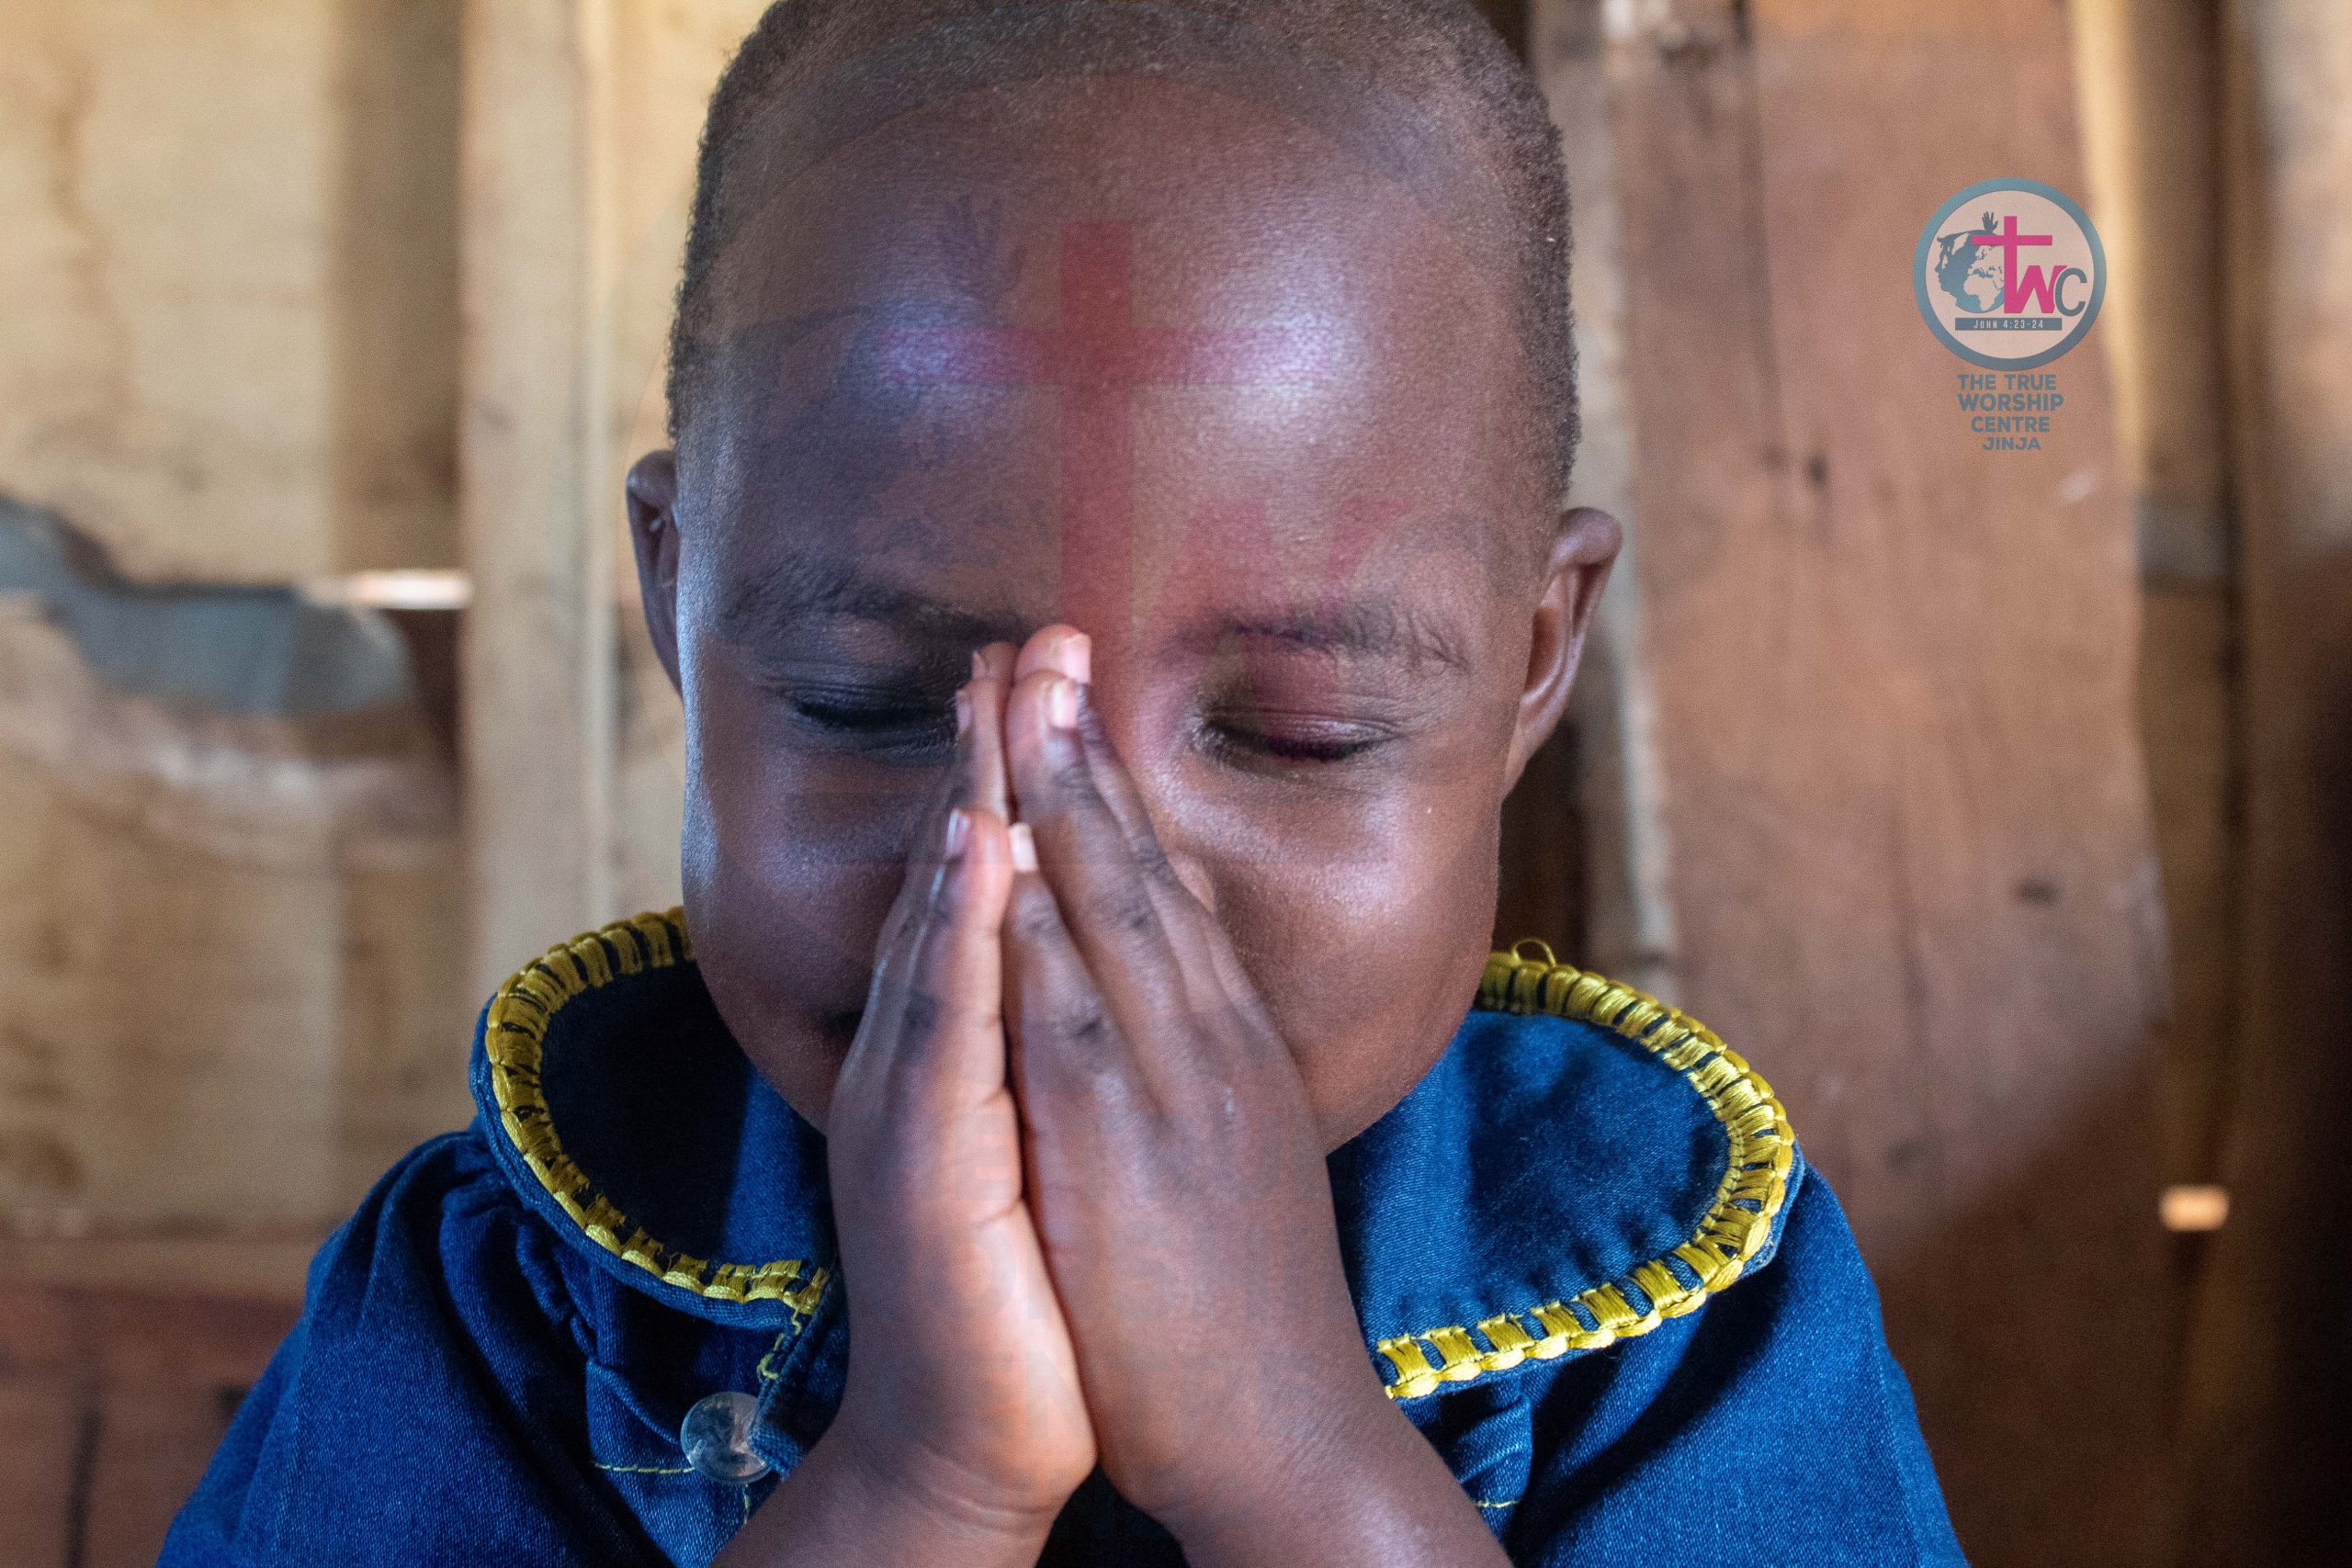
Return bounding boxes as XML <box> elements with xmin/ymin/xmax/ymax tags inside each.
<box><xmin>702</xmin><ymin>73</ymin><xmax>1528</xmax><ymax>382</ymax></box>
<box><xmin>686</xmin><ymin>73</ymin><xmax>1549</xmax><ymax>637</ymax></box>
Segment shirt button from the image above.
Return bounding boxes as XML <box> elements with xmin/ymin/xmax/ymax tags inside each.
<box><xmin>681</xmin><ymin>1390</ymin><xmax>772</xmax><ymax>1483</ymax></box>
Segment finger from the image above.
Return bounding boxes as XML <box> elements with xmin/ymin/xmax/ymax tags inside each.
<box><xmin>1063</xmin><ymin>694</ymin><xmax>1158</xmax><ymax>866</ymax></box>
<box><xmin>1062</xmin><ymin>678</ymin><xmax>1226</xmax><ymax>963</ymax></box>
<box><xmin>1008</xmin><ymin>626</ymin><xmax>1262</xmax><ymax>1048</ymax></box>
<box><xmin>1067</xmin><ymin>680</ymin><xmax>1273</xmax><ymax>1017</ymax></box>
<box><xmin>1003</xmin><ymin>656</ymin><xmax>1195</xmax><ymax>1027</ymax></box>
<box><xmin>883</xmin><ymin>804</ymin><xmax>1015</xmax><ymax>1104</ymax></box>
<box><xmin>859</xmin><ymin>675</ymin><xmax>1003</xmax><ymax>1060</ymax></box>
<box><xmin>869</xmin><ymin>743</ymin><xmax>959</xmax><ymax>996</ymax></box>
<box><xmin>1017</xmin><ymin>633</ymin><xmax>1251</xmax><ymax>1017</ymax></box>
<box><xmin>1010</xmin><ymin>624</ymin><xmax>1088</xmax><ymax>687</ymax></box>
<box><xmin>875</xmin><ymin>652</ymin><xmax>1011</xmax><ymax>976</ymax></box>
<box><xmin>845</xmin><ymin>801</ymin><xmax>1014</xmax><ymax>1112</ymax></box>
<box><xmin>1001</xmin><ymin>839</ymin><xmax>1148</xmax><ymax>1104</ymax></box>
<box><xmin>1009</xmin><ymin>628</ymin><xmax>1200</xmax><ymax>931</ymax></box>
<box><xmin>965</xmin><ymin>642</ymin><xmax>1018</xmax><ymax>823</ymax></box>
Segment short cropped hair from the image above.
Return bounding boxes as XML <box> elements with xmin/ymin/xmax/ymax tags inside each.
<box><xmin>667</xmin><ymin>0</ymin><xmax>1577</xmax><ymax>490</ymax></box>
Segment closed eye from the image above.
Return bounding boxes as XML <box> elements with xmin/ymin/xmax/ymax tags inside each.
<box><xmin>1194</xmin><ymin>710</ymin><xmax>1397</xmax><ymax>770</ymax></box>
<box><xmin>778</xmin><ymin>682</ymin><xmax>956</xmax><ymax>759</ymax></box>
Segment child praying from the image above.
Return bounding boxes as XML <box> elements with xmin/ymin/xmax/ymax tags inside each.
<box><xmin>164</xmin><ymin>2</ymin><xmax>1964</xmax><ymax>1563</ymax></box>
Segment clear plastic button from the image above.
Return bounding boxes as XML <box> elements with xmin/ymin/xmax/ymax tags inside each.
<box><xmin>680</xmin><ymin>1390</ymin><xmax>771</xmax><ymax>1483</ymax></box>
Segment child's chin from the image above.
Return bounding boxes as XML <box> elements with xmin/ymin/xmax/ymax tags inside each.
<box><xmin>719</xmin><ymin>997</ymin><xmax>865</xmax><ymax>1134</ymax></box>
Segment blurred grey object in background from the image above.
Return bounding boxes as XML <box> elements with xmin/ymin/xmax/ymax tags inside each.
<box><xmin>0</xmin><ymin>494</ymin><xmax>414</xmax><ymax>716</ymax></box>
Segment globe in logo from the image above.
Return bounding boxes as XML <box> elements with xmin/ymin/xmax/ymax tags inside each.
<box><xmin>1915</xmin><ymin>178</ymin><xmax>2104</xmax><ymax>370</ymax></box>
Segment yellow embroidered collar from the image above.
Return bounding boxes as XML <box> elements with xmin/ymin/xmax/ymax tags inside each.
<box><xmin>474</xmin><ymin>914</ymin><xmax>1793</xmax><ymax>1397</ymax></box>
<box><xmin>481</xmin><ymin>911</ymin><xmax>830</xmax><ymax>1319</ymax></box>
<box><xmin>1369</xmin><ymin>942</ymin><xmax>1794</xmax><ymax>1399</ymax></box>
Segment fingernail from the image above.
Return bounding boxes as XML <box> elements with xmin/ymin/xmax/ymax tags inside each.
<box><xmin>1008</xmin><ymin>821</ymin><xmax>1038</xmax><ymax>873</ymax></box>
<box><xmin>1054</xmin><ymin>631</ymin><xmax>1091</xmax><ymax>686</ymax></box>
<box><xmin>1045</xmin><ymin>675</ymin><xmax>1079</xmax><ymax>732</ymax></box>
<box><xmin>944</xmin><ymin>807</ymin><xmax>970</xmax><ymax>859</ymax></box>
<box><xmin>955</xmin><ymin>686</ymin><xmax>972</xmax><ymax>737</ymax></box>
<box><xmin>970</xmin><ymin>649</ymin><xmax>987</xmax><ymax>681</ymax></box>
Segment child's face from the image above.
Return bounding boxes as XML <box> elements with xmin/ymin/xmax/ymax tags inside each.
<box><xmin>630</xmin><ymin>76</ymin><xmax>1611</xmax><ymax>1147</ymax></box>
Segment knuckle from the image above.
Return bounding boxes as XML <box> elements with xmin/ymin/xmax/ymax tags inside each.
<box><xmin>896</xmin><ymin>986</ymin><xmax>944</xmax><ymax>1042</ymax></box>
<box><xmin>1049</xmin><ymin>999</ymin><xmax>1117</xmax><ymax>1052</ymax></box>
<box><xmin>1047</xmin><ymin>752</ymin><xmax>1096</xmax><ymax>805</ymax></box>
<box><xmin>1012</xmin><ymin>982</ymin><xmax>1116</xmax><ymax>1055</ymax></box>
<box><xmin>1127</xmin><ymin>830</ymin><xmax>1171</xmax><ymax>873</ymax></box>
<box><xmin>1131</xmin><ymin>838</ymin><xmax>1184</xmax><ymax>895</ymax></box>
<box><xmin>1087</xmin><ymin>879</ymin><xmax>1160</xmax><ymax>943</ymax></box>
<box><xmin>1008</xmin><ymin>887</ymin><xmax>1065</xmax><ymax>944</ymax></box>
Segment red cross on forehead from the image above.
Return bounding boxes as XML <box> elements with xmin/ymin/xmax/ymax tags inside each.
<box><xmin>874</xmin><ymin>220</ymin><xmax>1333</xmax><ymax>664</ymax></box>
<box><xmin>874</xmin><ymin>221</ymin><xmax>1332</xmax><ymax>388</ymax></box>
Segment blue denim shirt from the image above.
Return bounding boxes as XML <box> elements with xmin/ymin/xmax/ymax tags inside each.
<box><xmin>163</xmin><ymin>911</ymin><xmax>1965</xmax><ymax>1564</ymax></box>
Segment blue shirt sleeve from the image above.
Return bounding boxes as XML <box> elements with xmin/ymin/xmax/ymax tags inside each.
<box><xmin>1505</xmin><ymin>1170</ymin><xmax>1968</xmax><ymax>1565</ymax></box>
<box><xmin>159</xmin><ymin>1131</ymin><xmax>656</xmax><ymax>1565</ymax></box>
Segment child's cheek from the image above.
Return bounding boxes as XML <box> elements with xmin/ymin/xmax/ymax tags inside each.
<box><xmin>1182</xmin><ymin>760</ymin><xmax>1504</xmax><ymax>1145</ymax></box>
<box><xmin>680</xmin><ymin>673</ymin><xmax>933</xmax><ymax>1126</ymax></box>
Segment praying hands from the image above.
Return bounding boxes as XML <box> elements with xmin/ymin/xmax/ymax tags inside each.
<box><xmin>716</xmin><ymin>625</ymin><xmax>1510</xmax><ymax>1568</ymax></box>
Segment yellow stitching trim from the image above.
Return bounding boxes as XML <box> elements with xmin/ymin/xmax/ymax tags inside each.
<box><xmin>1474</xmin><ymin>1498</ymin><xmax>1521</xmax><ymax>1510</ymax></box>
<box><xmin>1374</xmin><ymin>943</ymin><xmax>1794</xmax><ymax>1402</ymax></box>
<box><xmin>597</xmin><ymin>1462</ymin><xmax>696</xmax><ymax>1476</ymax></box>
<box><xmin>484</xmin><ymin>909</ymin><xmax>831</xmax><ymax>1315</ymax></box>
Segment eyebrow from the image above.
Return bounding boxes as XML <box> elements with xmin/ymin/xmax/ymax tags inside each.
<box><xmin>714</xmin><ymin>553</ymin><xmax>1022</xmax><ymax>649</ymax></box>
<box><xmin>1204</xmin><ymin>601</ymin><xmax>1471</xmax><ymax>673</ymax></box>
<box><xmin>715</xmin><ymin>556</ymin><xmax>1469</xmax><ymax>673</ymax></box>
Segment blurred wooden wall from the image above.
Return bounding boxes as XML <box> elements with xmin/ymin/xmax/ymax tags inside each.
<box><xmin>0</xmin><ymin>0</ymin><xmax>469</xmax><ymax>1297</ymax></box>
<box><xmin>1532</xmin><ymin>3</ymin><xmax>2177</xmax><ymax>1562</ymax></box>
<box><xmin>461</xmin><ymin>0</ymin><xmax>764</xmax><ymax>999</ymax></box>
<box><xmin>2176</xmin><ymin>3</ymin><xmax>2352</xmax><ymax>1557</ymax></box>
<box><xmin>0</xmin><ymin>1</ymin><xmax>748</xmax><ymax>1559</ymax></box>
<box><xmin>1528</xmin><ymin>2</ymin><xmax>2352</xmax><ymax>1564</ymax></box>
<box><xmin>0</xmin><ymin>3</ymin><xmax>472</xmax><ymax>1557</ymax></box>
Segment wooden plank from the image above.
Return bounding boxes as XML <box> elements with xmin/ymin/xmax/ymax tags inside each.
<box><xmin>2133</xmin><ymin>588</ymin><xmax>2239</xmax><ymax>1189</ymax></box>
<box><xmin>0</xmin><ymin>1281</ymin><xmax>293</xmax><ymax>1565</ymax></box>
<box><xmin>2177</xmin><ymin>5</ymin><xmax>2352</xmax><ymax>1561</ymax></box>
<box><xmin>1602</xmin><ymin>3</ymin><xmax>2175</xmax><ymax>1562</ymax></box>
<box><xmin>0</xmin><ymin>1381</ymin><xmax>78</xmax><ymax>1567</ymax></box>
<box><xmin>81</xmin><ymin>1383</ymin><xmax>243</xmax><ymax>1568</ymax></box>
<box><xmin>458</xmin><ymin>0</ymin><xmax>773</xmax><ymax>977</ymax></box>
<box><xmin>459</xmin><ymin>0</ymin><xmax>614</xmax><ymax>990</ymax></box>
<box><xmin>0</xmin><ymin>0</ymin><xmax>468</xmax><ymax>1287</ymax></box>
<box><xmin>1529</xmin><ymin>0</ymin><xmax>1681</xmax><ymax>998</ymax></box>
<box><xmin>2070</xmin><ymin>0</ymin><xmax>2230</xmax><ymax>585</ymax></box>
<box><xmin>3</xmin><ymin>1238</ymin><xmax>316</xmax><ymax>1308</ymax></box>
<box><xmin>1494</xmin><ymin>724</ymin><xmax>1585</xmax><ymax>957</ymax></box>
<box><xmin>2071</xmin><ymin>0</ymin><xmax>2241</xmax><ymax>1215</ymax></box>
<box><xmin>0</xmin><ymin>1283</ymin><xmax>295</xmax><ymax>1388</ymax></box>
<box><xmin>327</xmin><ymin>0</ymin><xmax>463</xmax><ymax>579</ymax></box>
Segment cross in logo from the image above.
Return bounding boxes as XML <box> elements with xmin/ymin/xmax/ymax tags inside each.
<box><xmin>1967</xmin><ymin>213</ymin><xmax>2057</xmax><ymax>314</ymax></box>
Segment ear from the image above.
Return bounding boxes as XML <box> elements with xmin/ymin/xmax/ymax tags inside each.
<box><xmin>1503</xmin><ymin>506</ymin><xmax>1622</xmax><ymax>792</ymax></box>
<box><xmin>626</xmin><ymin>450</ymin><xmax>685</xmax><ymax>694</ymax></box>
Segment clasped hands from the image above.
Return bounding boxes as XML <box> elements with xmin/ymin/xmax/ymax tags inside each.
<box><xmin>766</xmin><ymin>627</ymin><xmax>1509</xmax><ymax>1567</ymax></box>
